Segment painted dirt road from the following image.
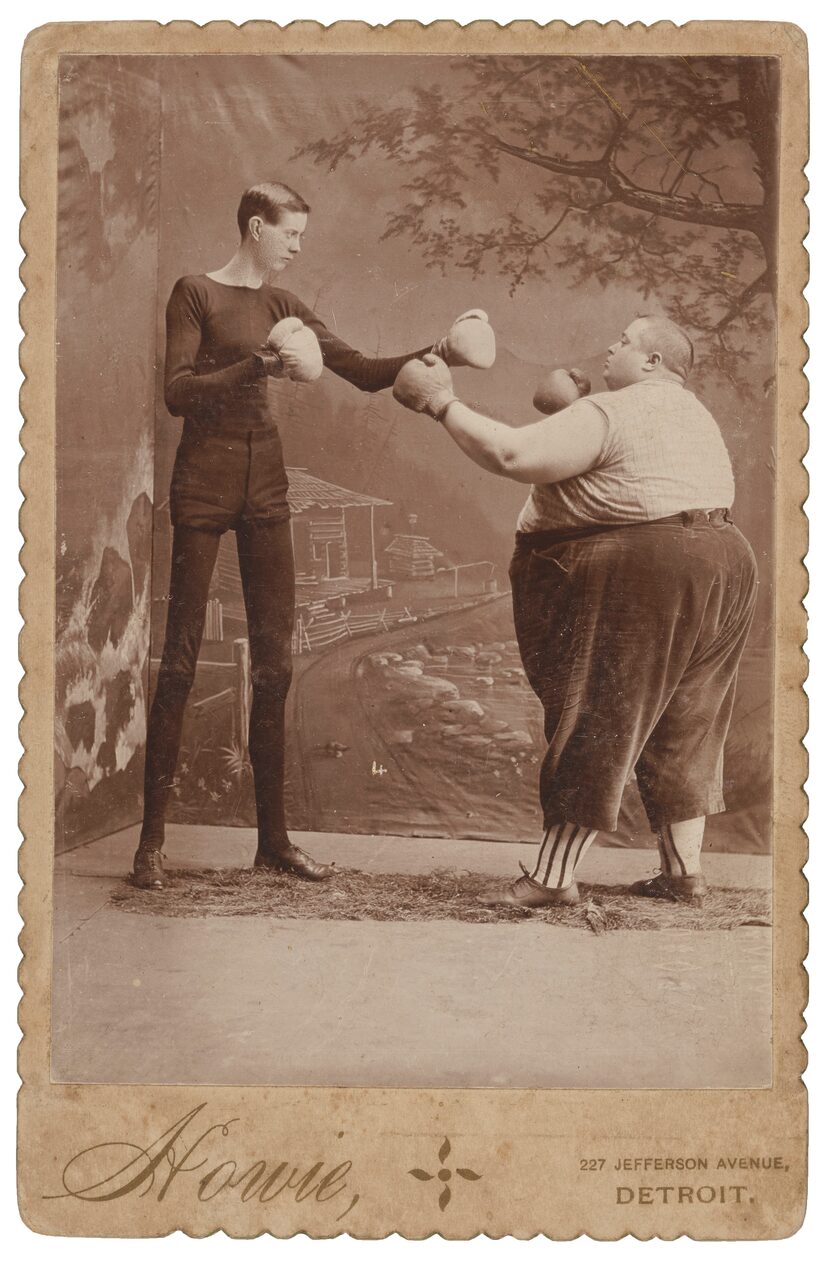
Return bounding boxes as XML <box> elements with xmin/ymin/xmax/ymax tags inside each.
<box><xmin>284</xmin><ymin>594</ymin><xmax>545</xmax><ymax>840</ymax></box>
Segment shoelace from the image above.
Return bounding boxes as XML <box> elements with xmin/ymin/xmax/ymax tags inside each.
<box><xmin>516</xmin><ymin>862</ymin><xmax>558</xmax><ymax>893</ymax></box>
<box><xmin>517</xmin><ymin>862</ymin><xmax>544</xmax><ymax>888</ymax></box>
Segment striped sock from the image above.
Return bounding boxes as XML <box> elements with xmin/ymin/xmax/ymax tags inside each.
<box><xmin>532</xmin><ymin>823</ymin><xmax>598</xmax><ymax>889</ymax></box>
<box><xmin>657</xmin><ymin>818</ymin><xmax>705</xmax><ymax>878</ymax></box>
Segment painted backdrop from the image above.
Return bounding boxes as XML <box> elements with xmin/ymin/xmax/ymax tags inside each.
<box><xmin>54</xmin><ymin>57</ymin><xmax>159</xmax><ymax>850</ymax></box>
<box><xmin>55</xmin><ymin>54</ymin><xmax>776</xmax><ymax>853</ymax></box>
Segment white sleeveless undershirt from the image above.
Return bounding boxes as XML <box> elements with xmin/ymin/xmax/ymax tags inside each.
<box><xmin>517</xmin><ymin>379</ymin><xmax>736</xmax><ymax>533</ymax></box>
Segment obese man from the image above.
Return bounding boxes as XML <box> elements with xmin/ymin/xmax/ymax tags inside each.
<box><xmin>392</xmin><ymin>315</ymin><xmax>757</xmax><ymax>907</ymax></box>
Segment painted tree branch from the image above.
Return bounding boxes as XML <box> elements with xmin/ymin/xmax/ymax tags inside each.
<box><xmin>479</xmin><ymin>131</ymin><xmax>766</xmax><ymax>237</ymax></box>
<box><xmin>714</xmin><ymin>270</ymin><xmax>770</xmax><ymax>333</ymax></box>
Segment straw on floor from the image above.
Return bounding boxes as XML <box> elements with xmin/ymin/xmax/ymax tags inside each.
<box><xmin>110</xmin><ymin>866</ymin><xmax>771</xmax><ymax>933</ymax></box>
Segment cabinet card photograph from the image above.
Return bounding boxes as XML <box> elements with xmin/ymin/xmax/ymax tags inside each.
<box><xmin>19</xmin><ymin>18</ymin><xmax>807</xmax><ymax>1239</ymax></box>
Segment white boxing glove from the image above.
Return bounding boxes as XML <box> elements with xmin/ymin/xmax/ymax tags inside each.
<box><xmin>433</xmin><ymin>309</ymin><xmax>496</xmax><ymax>370</ymax></box>
<box><xmin>393</xmin><ymin>354</ymin><xmax>458</xmax><ymax>418</ymax></box>
<box><xmin>266</xmin><ymin>317</ymin><xmax>323</xmax><ymax>382</ymax></box>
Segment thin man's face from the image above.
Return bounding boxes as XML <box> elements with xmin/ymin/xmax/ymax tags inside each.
<box><xmin>258</xmin><ymin>211</ymin><xmax>308</xmax><ymax>274</ymax></box>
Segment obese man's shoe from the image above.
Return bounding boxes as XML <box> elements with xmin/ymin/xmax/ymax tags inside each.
<box><xmin>629</xmin><ymin>872</ymin><xmax>707</xmax><ymax>902</ymax></box>
<box><xmin>132</xmin><ymin>847</ymin><xmax>167</xmax><ymax>890</ymax></box>
<box><xmin>254</xmin><ymin>844</ymin><xmax>335</xmax><ymax>882</ymax></box>
<box><xmin>477</xmin><ymin>868</ymin><xmax>580</xmax><ymax>909</ymax></box>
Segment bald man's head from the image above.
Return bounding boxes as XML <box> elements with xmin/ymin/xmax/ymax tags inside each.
<box><xmin>603</xmin><ymin>316</ymin><xmax>695</xmax><ymax>390</ymax></box>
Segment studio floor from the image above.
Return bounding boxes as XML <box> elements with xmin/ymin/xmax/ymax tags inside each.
<box><xmin>51</xmin><ymin>825</ymin><xmax>772</xmax><ymax>1089</ymax></box>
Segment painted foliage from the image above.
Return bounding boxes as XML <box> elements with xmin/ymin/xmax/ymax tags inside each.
<box><xmin>54</xmin><ymin>55</ymin><xmax>774</xmax><ymax>853</ymax></box>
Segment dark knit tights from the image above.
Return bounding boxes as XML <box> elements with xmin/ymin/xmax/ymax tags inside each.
<box><xmin>140</xmin><ymin>520</ymin><xmax>295</xmax><ymax>855</ymax></box>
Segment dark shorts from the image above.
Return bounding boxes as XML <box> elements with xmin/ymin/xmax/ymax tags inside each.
<box><xmin>170</xmin><ymin>424</ymin><xmax>290</xmax><ymax>532</ymax></box>
<box><xmin>510</xmin><ymin>512</ymin><xmax>758</xmax><ymax>833</ymax></box>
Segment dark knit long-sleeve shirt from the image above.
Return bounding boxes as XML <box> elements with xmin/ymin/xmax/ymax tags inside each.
<box><xmin>165</xmin><ymin>274</ymin><xmax>427</xmax><ymax>429</ymax></box>
<box><xmin>164</xmin><ymin>274</ymin><xmax>429</xmax><ymax>529</ymax></box>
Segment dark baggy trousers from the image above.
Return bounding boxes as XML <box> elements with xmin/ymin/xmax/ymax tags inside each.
<box><xmin>509</xmin><ymin>511</ymin><xmax>758</xmax><ymax>834</ymax></box>
<box><xmin>141</xmin><ymin>519</ymin><xmax>295</xmax><ymax>852</ymax></box>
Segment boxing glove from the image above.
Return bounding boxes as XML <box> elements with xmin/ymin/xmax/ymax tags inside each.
<box><xmin>433</xmin><ymin>310</ymin><xmax>496</xmax><ymax>370</ymax></box>
<box><xmin>266</xmin><ymin>317</ymin><xmax>324</xmax><ymax>382</ymax></box>
<box><xmin>532</xmin><ymin>367</ymin><xmax>592</xmax><ymax>415</ymax></box>
<box><xmin>393</xmin><ymin>354</ymin><xmax>458</xmax><ymax>418</ymax></box>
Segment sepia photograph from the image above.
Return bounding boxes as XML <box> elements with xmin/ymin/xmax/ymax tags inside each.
<box><xmin>16</xmin><ymin>16</ymin><xmax>808</xmax><ymax>1240</ymax></box>
<box><xmin>50</xmin><ymin>47</ymin><xmax>778</xmax><ymax>1089</ymax></box>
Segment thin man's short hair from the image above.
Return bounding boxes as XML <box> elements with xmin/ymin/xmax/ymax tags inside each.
<box><xmin>634</xmin><ymin>315</ymin><xmax>695</xmax><ymax>380</ymax></box>
<box><xmin>237</xmin><ymin>182</ymin><xmax>310</xmax><ymax>238</ymax></box>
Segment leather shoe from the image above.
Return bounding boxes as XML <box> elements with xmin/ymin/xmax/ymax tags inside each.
<box><xmin>132</xmin><ymin>847</ymin><xmax>166</xmax><ymax>889</ymax></box>
<box><xmin>477</xmin><ymin>870</ymin><xmax>580</xmax><ymax>909</ymax></box>
<box><xmin>254</xmin><ymin>844</ymin><xmax>335</xmax><ymax>882</ymax></box>
<box><xmin>629</xmin><ymin>872</ymin><xmax>707</xmax><ymax>902</ymax></box>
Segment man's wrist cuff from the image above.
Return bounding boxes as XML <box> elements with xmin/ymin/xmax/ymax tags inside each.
<box><xmin>431</xmin><ymin>395</ymin><xmax>460</xmax><ymax>422</ymax></box>
<box><xmin>254</xmin><ymin>350</ymin><xmax>282</xmax><ymax>378</ymax></box>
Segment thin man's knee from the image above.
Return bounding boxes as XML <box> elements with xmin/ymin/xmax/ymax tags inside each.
<box><xmin>252</xmin><ymin>656</ymin><xmax>293</xmax><ymax>698</ymax></box>
<box><xmin>150</xmin><ymin>675</ymin><xmax>195</xmax><ymax>718</ymax></box>
<box><xmin>155</xmin><ymin>660</ymin><xmax>199</xmax><ymax>697</ymax></box>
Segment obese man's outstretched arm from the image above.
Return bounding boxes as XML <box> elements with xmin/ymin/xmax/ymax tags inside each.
<box><xmin>392</xmin><ymin>355</ymin><xmax>606</xmax><ymax>484</ymax></box>
<box><xmin>438</xmin><ymin>398</ymin><xmax>607</xmax><ymax>484</ymax></box>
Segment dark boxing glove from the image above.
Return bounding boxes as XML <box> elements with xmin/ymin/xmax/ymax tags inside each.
<box><xmin>532</xmin><ymin>367</ymin><xmax>592</xmax><ymax>415</ymax></box>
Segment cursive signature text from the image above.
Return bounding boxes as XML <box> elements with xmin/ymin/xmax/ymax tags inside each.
<box><xmin>45</xmin><ymin>1103</ymin><xmax>360</xmax><ymax>1220</ymax></box>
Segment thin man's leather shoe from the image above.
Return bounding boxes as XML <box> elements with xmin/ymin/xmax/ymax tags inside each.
<box><xmin>132</xmin><ymin>847</ymin><xmax>167</xmax><ymax>889</ymax></box>
<box><xmin>254</xmin><ymin>844</ymin><xmax>335</xmax><ymax>882</ymax></box>
<box><xmin>628</xmin><ymin>872</ymin><xmax>707</xmax><ymax>902</ymax></box>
